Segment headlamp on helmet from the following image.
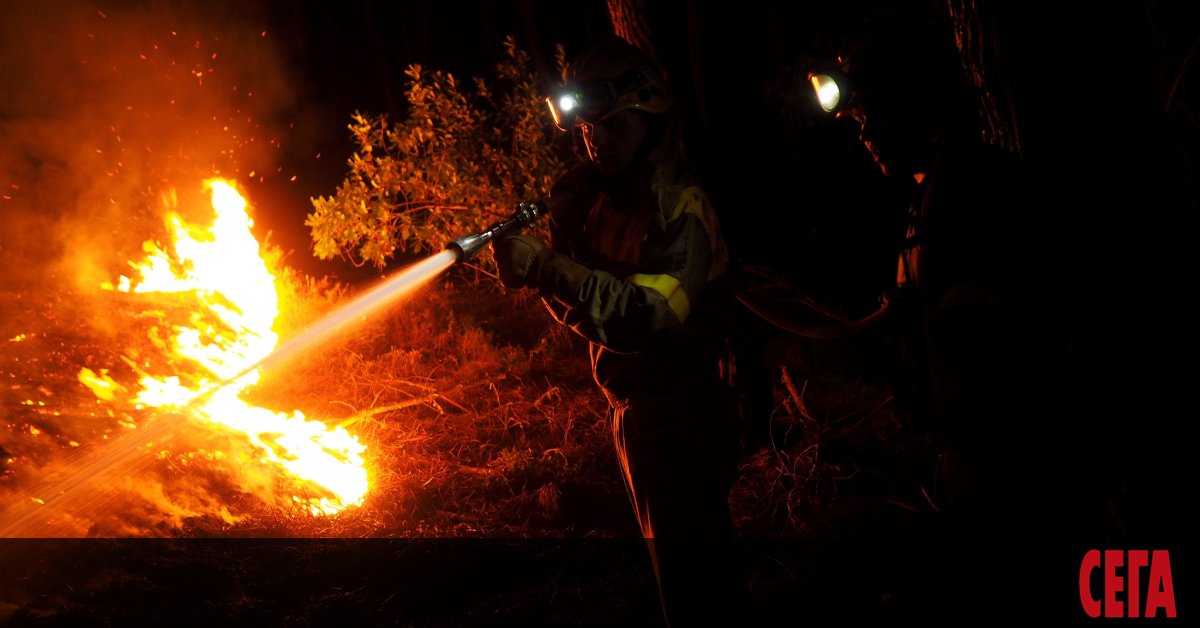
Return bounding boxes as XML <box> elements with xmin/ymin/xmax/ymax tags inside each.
<box><xmin>807</xmin><ymin>68</ymin><xmax>854</xmax><ymax>114</ymax></box>
<box><xmin>546</xmin><ymin>64</ymin><xmax>671</xmax><ymax>131</ymax></box>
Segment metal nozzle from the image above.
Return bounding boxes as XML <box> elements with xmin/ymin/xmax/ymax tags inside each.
<box><xmin>446</xmin><ymin>201</ymin><xmax>547</xmax><ymax>262</ymax></box>
<box><xmin>447</xmin><ymin>232</ymin><xmax>490</xmax><ymax>261</ymax></box>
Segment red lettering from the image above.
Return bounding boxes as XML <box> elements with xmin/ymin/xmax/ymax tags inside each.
<box><xmin>1146</xmin><ymin>549</ymin><xmax>1177</xmax><ymax>618</ymax></box>
<box><xmin>1105</xmin><ymin>549</ymin><xmax>1124</xmax><ymax>617</ymax></box>
<box><xmin>1127</xmin><ymin>550</ymin><xmax>1149</xmax><ymax>618</ymax></box>
<box><xmin>1080</xmin><ymin>549</ymin><xmax>1101</xmax><ymax>618</ymax></box>
<box><xmin>1080</xmin><ymin>549</ymin><xmax>1177</xmax><ymax>619</ymax></box>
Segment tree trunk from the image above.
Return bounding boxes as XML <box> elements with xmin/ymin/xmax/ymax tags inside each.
<box><xmin>967</xmin><ymin>0</ymin><xmax>1192</xmax><ymax>549</ymax></box>
<box><xmin>606</xmin><ymin>0</ymin><xmax>659</xmax><ymax>64</ymax></box>
<box><xmin>603</xmin><ymin>0</ymin><xmax>715</xmax><ymax>169</ymax></box>
<box><xmin>945</xmin><ymin>0</ymin><xmax>1021</xmax><ymax>152</ymax></box>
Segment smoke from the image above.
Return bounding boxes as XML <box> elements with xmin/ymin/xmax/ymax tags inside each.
<box><xmin>0</xmin><ymin>0</ymin><xmax>328</xmax><ymax>535</ymax></box>
<box><xmin>0</xmin><ymin>0</ymin><xmax>302</xmax><ymax>292</ymax></box>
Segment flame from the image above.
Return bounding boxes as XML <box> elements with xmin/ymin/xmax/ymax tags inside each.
<box><xmin>78</xmin><ymin>367</ymin><xmax>124</xmax><ymax>401</ymax></box>
<box><xmin>83</xmin><ymin>178</ymin><xmax>367</xmax><ymax>516</ymax></box>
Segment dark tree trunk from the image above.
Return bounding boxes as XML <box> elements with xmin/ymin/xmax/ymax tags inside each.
<box><xmin>945</xmin><ymin>0</ymin><xmax>1021</xmax><ymax>152</ymax></box>
<box><xmin>602</xmin><ymin>0</ymin><xmax>711</xmax><ymax>177</ymax></box>
<box><xmin>954</xmin><ymin>0</ymin><xmax>1193</xmax><ymax>558</ymax></box>
<box><xmin>606</xmin><ymin>0</ymin><xmax>659</xmax><ymax>64</ymax></box>
<box><xmin>1147</xmin><ymin>0</ymin><xmax>1200</xmax><ymax>204</ymax></box>
<box><xmin>931</xmin><ymin>7</ymin><xmax>1192</xmax><ymax>618</ymax></box>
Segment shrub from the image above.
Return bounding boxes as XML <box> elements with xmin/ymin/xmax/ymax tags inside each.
<box><xmin>307</xmin><ymin>38</ymin><xmax>565</xmax><ymax>272</ymax></box>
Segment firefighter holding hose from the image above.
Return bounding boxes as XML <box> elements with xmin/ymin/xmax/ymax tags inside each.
<box><xmin>490</xmin><ymin>37</ymin><xmax>744</xmax><ymax>627</ymax></box>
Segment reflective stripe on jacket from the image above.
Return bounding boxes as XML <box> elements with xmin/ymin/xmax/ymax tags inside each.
<box><xmin>544</xmin><ymin>168</ymin><xmax>730</xmax><ymax>354</ymax></box>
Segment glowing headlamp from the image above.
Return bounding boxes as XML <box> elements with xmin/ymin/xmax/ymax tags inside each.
<box><xmin>557</xmin><ymin>94</ymin><xmax>579</xmax><ymax>115</ymax></box>
<box><xmin>807</xmin><ymin>69</ymin><xmax>854</xmax><ymax>114</ymax></box>
<box><xmin>545</xmin><ymin>82</ymin><xmax>618</xmax><ymax>131</ymax></box>
<box><xmin>546</xmin><ymin>91</ymin><xmax>590</xmax><ymax>131</ymax></box>
<box><xmin>545</xmin><ymin>64</ymin><xmax>671</xmax><ymax>131</ymax></box>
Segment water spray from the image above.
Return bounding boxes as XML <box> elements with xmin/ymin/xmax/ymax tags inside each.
<box><xmin>446</xmin><ymin>201</ymin><xmax>547</xmax><ymax>261</ymax></box>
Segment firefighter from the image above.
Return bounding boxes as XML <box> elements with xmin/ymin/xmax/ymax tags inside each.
<box><xmin>808</xmin><ymin>18</ymin><xmax>1070</xmax><ymax>606</ymax></box>
<box><xmin>492</xmin><ymin>36</ymin><xmax>744</xmax><ymax>627</ymax></box>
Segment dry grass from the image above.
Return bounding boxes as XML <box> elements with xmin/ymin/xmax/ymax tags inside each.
<box><xmin>238</xmin><ymin>272</ymin><xmax>618</xmax><ymax>538</ymax></box>
<box><xmin>1</xmin><ymin>265</ymin><xmax>936</xmax><ymax>540</ymax></box>
<box><xmin>728</xmin><ymin>335</ymin><xmax>936</xmax><ymax>539</ymax></box>
<box><xmin>0</xmin><ymin>265</ymin><xmax>955</xmax><ymax>626</ymax></box>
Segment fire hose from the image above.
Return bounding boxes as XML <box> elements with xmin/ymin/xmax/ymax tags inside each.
<box><xmin>733</xmin><ymin>264</ymin><xmax>890</xmax><ymax>340</ymax></box>
<box><xmin>735</xmin><ymin>288</ymin><xmax>889</xmax><ymax>340</ymax></box>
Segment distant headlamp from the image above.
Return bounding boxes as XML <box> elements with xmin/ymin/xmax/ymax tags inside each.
<box><xmin>808</xmin><ymin>69</ymin><xmax>854</xmax><ymax>114</ymax></box>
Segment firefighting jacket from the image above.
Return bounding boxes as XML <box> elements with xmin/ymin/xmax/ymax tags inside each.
<box><xmin>538</xmin><ymin>165</ymin><xmax>731</xmax><ymax>356</ymax></box>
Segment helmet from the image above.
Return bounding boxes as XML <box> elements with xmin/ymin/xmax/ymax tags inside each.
<box><xmin>808</xmin><ymin>18</ymin><xmax>965</xmax><ymax>115</ymax></box>
<box><xmin>547</xmin><ymin>37</ymin><xmax>672</xmax><ymax>131</ymax></box>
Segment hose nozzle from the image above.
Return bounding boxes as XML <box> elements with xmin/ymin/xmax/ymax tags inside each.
<box><xmin>447</xmin><ymin>201</ymin><xmax>547</xmax><ymax>261</ymax></box>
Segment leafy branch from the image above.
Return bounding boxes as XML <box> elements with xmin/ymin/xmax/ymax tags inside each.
<box><xmin>307</xmin><ymin>37</ymin><xmax>564</xmax><ymax>271</ymax></box>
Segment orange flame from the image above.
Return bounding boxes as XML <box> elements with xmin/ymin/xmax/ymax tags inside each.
<box><xmin>82</xmin><ymin>179</ymin><xmax>367</xmax><ymax>516</ymax></box>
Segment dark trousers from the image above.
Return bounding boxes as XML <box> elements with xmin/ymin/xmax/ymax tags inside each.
<box><xmin>594</xmin><ymin>345</ymin><xmax>745</xmax><ymax>626</ymax></box>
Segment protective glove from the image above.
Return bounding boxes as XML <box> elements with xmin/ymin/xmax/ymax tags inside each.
<box><xmin>492</xmin><ymin>235</ymin><xmax>590</xmax><ymax>299</ymax></box>
<box><xmin>493</xmin><ymin>235</ymin><xmax>550</xmax><ymax>289</ymax></box>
